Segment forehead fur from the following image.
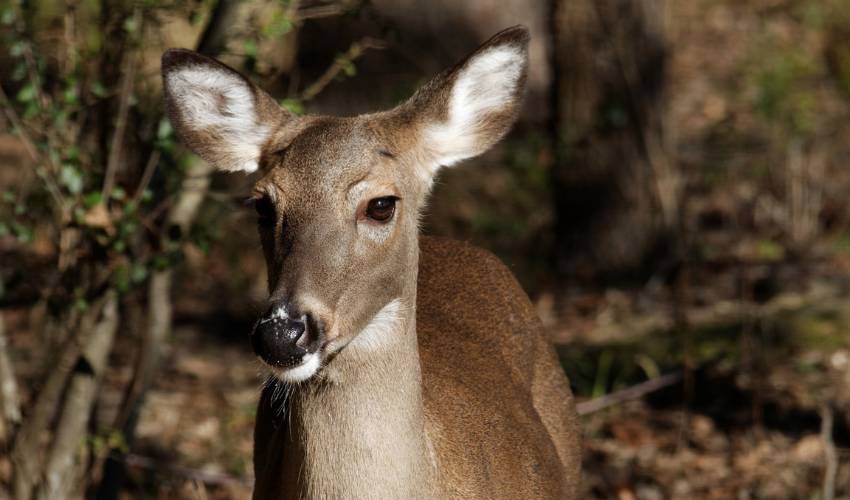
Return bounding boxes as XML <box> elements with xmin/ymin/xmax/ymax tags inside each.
<box><xmin>260</xmin><ymin>115</ymin><xmax>399</xmax><ymax>178</ymax></box>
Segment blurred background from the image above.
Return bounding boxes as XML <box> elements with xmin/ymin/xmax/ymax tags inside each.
<box><xmin>2</xmin><ymin>0</ymin><xmax>850</xmax><ymax>498</ymax></box>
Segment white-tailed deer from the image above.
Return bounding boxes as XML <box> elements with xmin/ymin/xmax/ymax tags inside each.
<box><xmin>162</xmin><ymin>26</ymin><xmax>581</xmax><ymax>499</ymax></box>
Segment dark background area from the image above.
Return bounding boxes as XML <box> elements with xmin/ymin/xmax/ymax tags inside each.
<box><xmin>2</xmin><ymin>0</ymin><xmax>850</xmax><ymax>498</ymax></box>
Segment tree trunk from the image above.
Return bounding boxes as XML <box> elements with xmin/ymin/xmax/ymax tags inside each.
<box><xmin>36</xmin><ymin>291</ymin><xmax>119</xmax><ymax>500</ymax></box>
<box><xmin>550</xmin><ymin>0</ymin><xmax>678</xmax><ymax>282</ymax></box>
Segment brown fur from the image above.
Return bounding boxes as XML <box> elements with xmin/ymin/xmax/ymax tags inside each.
<box><xmin>162</xmin><ymin>26</ymin><xmax>581</xmax><ymax>499</ymax></box>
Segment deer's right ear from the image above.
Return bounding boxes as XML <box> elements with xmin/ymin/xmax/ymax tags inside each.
<box><xmin>161</xmin><ymin>49</ymin><xmax>289</xmax><ymax>173</ymax></box>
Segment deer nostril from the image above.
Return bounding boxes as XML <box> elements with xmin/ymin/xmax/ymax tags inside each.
<box><xmin>252</xmin><ymin>314</ymin><xmax>309</xmax><ymax>367</ymax></box>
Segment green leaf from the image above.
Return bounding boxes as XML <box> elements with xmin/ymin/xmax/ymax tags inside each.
<box><xmin>15</xmin><ymin>83</ymin><xmax>36</xmax><ymax>103</ymax></box>
<box><xmin>84</xmin><ymin>192</ymin><xmax>103</xmax><ymax>208</ymax></box>
<box><xmin>111</xmin><ymin>187</ymin><xmax>126</xmax><ymax>200</ymax></box>
<box><xmin>123</xmin><ymin>16</ymin><xmax>138</xmax><ymax>34</ymax></box>
<box><xmin>756</xmin><ymin>239</ymin><xmax>785</xmax><ymax>261</ymax></box>
<box><xmin>91</xmin><ymin>81</ymin><xmax>107</xmax><ymax>98</ymax></box>
<box><xmin>123</xmin><ymin>200</ymin><xmax>137</xmax><ymax>215</ymax></box>
<box><xmin>341</xmin><ymin>60</ymin><xmax>356</xmax><ymax>77</ymax></box>
<box><xmin>73</xmin><ymin>297</ymin><xmax>88</xmax><ymax>311</ymax></box>
<box><xmin>130</xmin><ymin>263</ymin><xmax>148</xmax><ymax>283</ymax></box>
<box><xmin>9</xmin><ymin>41</ymin><xmax>25</xmax><ymax>57</ymax></box>
<box><xmin>59</xmin><ymin>165</ymin><xmax>83</xmax><ymax>194</ymax></box>
<box><xmin>243</xmin><ymin>39</ymin><xmax>258</xmax><ymax>58</ymax></box>
<box><xmin>11</xmin><ymin>62</ymin><xmax>26</xmax><ymax>81</ymax></box>
<box><xmin>280</xmin><ymin>98</ymin><xmax>304</xmax><ymax>115</ymax></box>
<box><xmin>65</xmin><ymin>146</ymin><xmax>80</xmax><ymax>162</ymax></box>
<box><xmin>63</xmin><ymin>86</ymin><xmax>79</xmax><ymax>105</ymax></box>
<box><xmin>156</xmin><ymin>119</ymin><xmax>173</xmax><ymax>140</ymax></box>
<box><xmin>1</xmin><ymin>7</ymin><xmax>16</xmax><ymax>25</ymax></box>
<box><xmin>10</xmin><ymin>221</ymin><xmax>32</xmax><ymax>243</ymax></box>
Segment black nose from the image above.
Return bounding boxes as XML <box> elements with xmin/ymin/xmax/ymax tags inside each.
<box><xmin>252</xmin><ymin>306</ymin><xmax>309</xmax><ymax>368</ymax></box>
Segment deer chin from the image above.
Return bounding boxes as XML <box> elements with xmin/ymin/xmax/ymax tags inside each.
<box><xmin>269</xmin><ymin>352</ymin><xmax>322</xmax><ymax>383</ymax></box>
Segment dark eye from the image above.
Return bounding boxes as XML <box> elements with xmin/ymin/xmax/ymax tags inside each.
<box><xmin>252</xmin><ymin>196</ymin><xmax>276</xmax><ymax>228</ymax></box>
<box><xmin>365</xmin><ymin>196</ymin><xmax>398</xmax><ymax>223</ymax></box>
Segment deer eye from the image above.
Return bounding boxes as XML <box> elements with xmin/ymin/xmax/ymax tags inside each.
<box><xmin>364</xmin><ymin>196</ymin><xmax>398</xmax><ymax>223</ymax></box>
<box><xmin>252</xmin><ymin>196</ymin><xmax>276</xmax><ymax>228</ymax></box>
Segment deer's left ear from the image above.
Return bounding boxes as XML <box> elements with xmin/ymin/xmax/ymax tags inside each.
<box><xmin>161</xmin><ymin>49</ymin><xmax>292</xmax><ymax>173</ymax></box>
<box><xmin>399</xmin><ymin>26</ymin><xmax>529</xmax><ymax>180</ymax></box>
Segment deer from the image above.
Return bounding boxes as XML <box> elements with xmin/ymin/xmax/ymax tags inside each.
<box><xmin>161</xmin><ymin>26</ymin><xmax>581</xmax><ymax>499</ymax></box>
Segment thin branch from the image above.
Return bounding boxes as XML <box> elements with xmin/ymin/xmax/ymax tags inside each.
<box><xmin>576</xmin><ymin>371</ymin><xmax>682</xmax><ymax>415</ymax></box>
<box><xmin>294</xmin><ymin>4</ymin><xmax>344</xmax><ymax>21</ymax></box>
<box><xmin>300</xmin><ymin>37</ymin><xmax>385</xmax><ymax>101</ymax></box>
<box><xmin>0</xmin><ymin>85</ymin><xmax>65</xmax><ymax>212</ymax></box>
<box><xmin>822</xmin><ymin>405</ymin><xmax>838</xmax><ymax>500</ymax></box>
<box><xmin>132</xmin><ymin>149</ymin><xmax>160</xmax><ymax>204</ymax></box>
<box><xmin>102</xmin><ymin>14</ymin><xmax>140</xmax><ymax>200</ymax></box>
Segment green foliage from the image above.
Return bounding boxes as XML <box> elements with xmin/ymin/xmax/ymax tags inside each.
<box><xmin>280</xmin><ymin>97</ymin><xmax>305</xmax><ymax>115</ymax></box>
<box><xmin>88</xmin><ymin>429</ymin><xmax>129</xmax><ymax>454</ymax></box>
<box><xmin>752</xmin><ymin>46</ymin><xmax>819</xmax><ymax>135</ymax></box>
<box><xmin>0</xmin><ymin>0</ymin><xmax>197</xmax><ymax>301</ymax></box>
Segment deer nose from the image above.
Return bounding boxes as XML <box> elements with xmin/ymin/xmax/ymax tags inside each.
<box><xmin>252</xmin><ymin>305</ymin><xmax>309</xmax><ymax>368</ymax></box>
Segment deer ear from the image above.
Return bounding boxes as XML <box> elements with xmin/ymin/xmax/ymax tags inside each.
<box><xmin>401</xmin><ymin>26</ymin><xmax>529</xmax><ymax>180</ymax></box>
<box><xmin>161</xmin><ymin>49</ymin><xmax>289</xmax><ymax>173</ymax></box>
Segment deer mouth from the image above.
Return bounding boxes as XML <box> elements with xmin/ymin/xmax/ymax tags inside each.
<box><xmin>268</xmin><ymin>352</ymin><xmax>322</xmax><ymax>383</ymax></box>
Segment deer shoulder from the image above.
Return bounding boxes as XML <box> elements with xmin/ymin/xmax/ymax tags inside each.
<box><xmin>417</xmin><ymin>236</ymin><xmax>581</xmax><ymax>498</ymax></box>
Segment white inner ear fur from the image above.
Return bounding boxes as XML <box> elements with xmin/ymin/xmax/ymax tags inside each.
<box><xmin>166</xmin><ymin>66</ymin><xmax>269</xmax><ymax>173</ymax></box>
<box><xmin>422</xmin><ymin>45</ymin><xmax>524</xmax><ymax>176</ymax></box>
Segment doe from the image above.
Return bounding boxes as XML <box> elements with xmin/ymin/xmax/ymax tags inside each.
<box><xmin>162</xmin><ymin>26</ymin><xmax>581</xmax><ymax>499</ymax></box>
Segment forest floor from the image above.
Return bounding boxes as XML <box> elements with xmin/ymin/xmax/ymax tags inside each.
<box><xmin>3</xmin><ymin>232</ymin><xmax>849</xmax><ymax>499</ymax></box>
<box><xmin>74</xmin><ymin>247</ymin><xmax>850</xmax><ymax>499</ymax></box>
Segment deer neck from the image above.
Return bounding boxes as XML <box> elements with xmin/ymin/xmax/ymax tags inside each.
<box><xmin>287</xmin><ymin>281</ymin><xmax>436</xmax><ymax>499</ymax></box>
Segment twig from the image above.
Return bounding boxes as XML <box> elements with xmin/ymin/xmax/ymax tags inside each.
<box><xmin>821</xmin><ymin>405</ymin><xmax>838</xmax><ymax>500</ymax></box>
<box><xmin>102</xmin><ymin>13</ymin><xmax>140</xmax><ymax>200</ymax></box>
<box><xmin>300</xmin><ymin>37</ymin><xmax>385</xmax><ymax>101</ymax></box>
<box><xmin>576</xmin><ymin>371</ymin><xmax>682</xmax><ymax>415</ymax></box>
<box><xmin>0</xmin><ymin>85</ymin><xmax>65</xmax><ymax>213</ymax></box>
<box><xmin>132</xmin><ymin>149</ymin><xmax>160</xmax><ymax>204</ymax></box>
<box><xmin>294</xmin><ymin>4</ymin><xmax>344</xmax><ymax>21</ymax></box>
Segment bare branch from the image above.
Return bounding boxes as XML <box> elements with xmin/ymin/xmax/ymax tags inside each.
<box><xmin>102</xmin><ymin>12</ymin><xmax>140</xmax><ymax>200</ymax></box>
<box><xmin>821</xmin><ymin>405</ymin><xmax>837</xmax><ymax>500</ymax></box>
<box><xmin>576</xmin><ymin>371</ymin><xmax>682</xmax><ymax>415</ymax></box>
<box><xmin>300</xmin><ymin>37</ymin><xmax>385</xmax><ymax>102</ymax></box>
<box><xmin>0</xmin><ymin>85</ymin><xmax>65</xmax><ymax>213</ymax></box>
<box><xmin>294</xmin><ymin>4</ymin><xmax>344</xmax><ymax>21</ymax></box>
<box><xmin>132</xmin><ymin>149</ymin><xmax>160</xmax><ymax>204</ymax></box>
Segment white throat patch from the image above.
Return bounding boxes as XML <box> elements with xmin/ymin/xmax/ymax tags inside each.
<box><xmin>346</xmin><ymin>299</ymin><xmax>405</xmax><ymax>353</ymax></box>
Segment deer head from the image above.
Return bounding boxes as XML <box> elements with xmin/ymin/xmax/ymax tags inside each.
<box><xmin>162</xmin><ymin>27</ymin><xmax>529</xmax><ymax>383</ymax></box>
